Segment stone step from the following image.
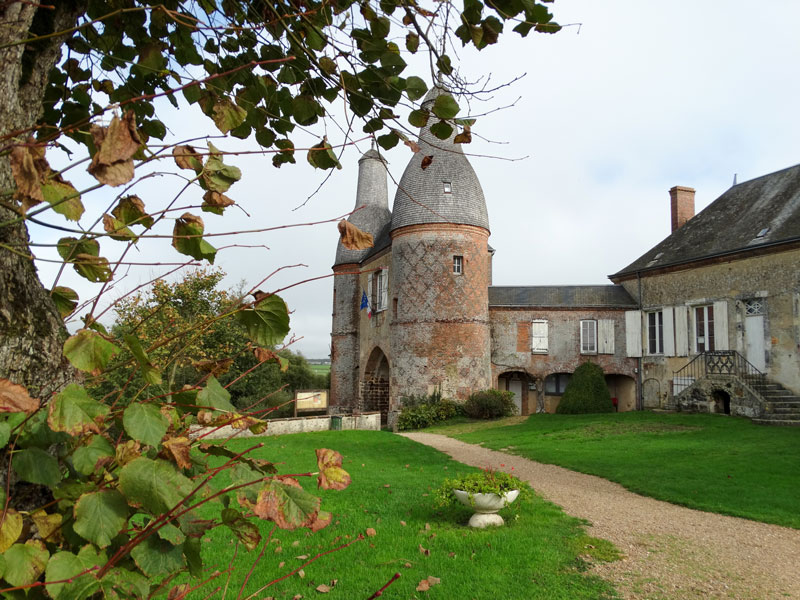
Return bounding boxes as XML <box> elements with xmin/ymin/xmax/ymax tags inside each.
<box><xmin>756</xmin><ymin>413</ymin><xmax>800</xmax><ymax>421</ymax></box>
<box><xmin>763</xmin><ymin>400</ymin><xmax>800</xmax><ymax>407</ymax></box>
<box><xmin>752</xmin><ymin>418</ymin><xmax>800</xmax><ymax>427</ymax></box>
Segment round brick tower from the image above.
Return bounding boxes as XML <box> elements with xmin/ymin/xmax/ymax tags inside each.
<box><xmin>330</xmin><ymin>149</ymin><xmax>390</xmax><ymax>411</ymax></box>
<box><xmin>389</xmin><ymin>86</ymin><xmax>492</xmax><ymax>404</ymax></box>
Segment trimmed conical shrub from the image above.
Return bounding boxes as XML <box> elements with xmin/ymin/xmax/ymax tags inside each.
<box><xmin>555</xmin><ymin>361</ymin><xmax>614</xmax><ymax>414</ymax></box>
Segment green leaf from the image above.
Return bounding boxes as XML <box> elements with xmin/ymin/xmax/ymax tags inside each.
<box><xmin>406</xmin><ymin>32</ymin><xmax>420</xmax><ymax>54</ymax></box>
<box><xmin>307</xmin><ymin>138</ymin><xmax>342</xmax><ymax>170</ymax></box>
<box><xmin>172</xmin><ymin>213</ymin><xmax>217</xmax><ymax>263</ymax></box>
<box><xmin>377</xmin><ymin>132</ymin><xmax>399</xmax><ymax>150</ymax></box>
<box><xmin>430</xmin><ymin>121</ymin><xmax>454</xmax><ymax>140</ymax></box>
<box><xmin>183</xmin><ymin>537</ymin><xmax>203</xmax><ymax>578</ymax></box>
<box><xmin>463</xmin><ymin>0</ymin><xmax>483</xmax><ymax>24</ymax></box>
<box><xmin>156</xmin><ymin>523</ymin><xmax>185</xmax><ymax>546</ymax></box>
<box><xmin>235</xmin><ymin>294</ymin><xmax>290</xmax><ymax>347</ymax></box>
<box><xmin>405</xmin><ymin>76</ymin><xmax>427</xmax><ymax>101</ymax></box>
<box><xmin>102</xmin><ymin>213</ymin><xmax>136</xmax><ymax>241</ymax></box>
<box><xmin>432</xmin><ymin>94</ymin><xmax>461</xmax><ymax>119</ymax></box>
<box><xmin>3</xmin><ymin>541</ymin><xmax>49</xmax><ymax>586</ymax></box>
<box><xmin>481</xmin><ymin>16</ymin><xmax>504</xmax><ymax>45</ymax></box>
<box><xmin>0</xmin><ymin>509</ymin><xmax>22</xmax><ymax>553</ymax></box>
<box><xmin>0</xmin><ymin>421</ymin><xmax>9</xmax><ymax>450</ymax></box>
<box><xmin>63</xmin><ymin>329</ymin><xmax>119</xmax><ymax>375</ymax></box>
<box><xmin>408</xmin><ymin>108</ymin><xmax>430</xmax><ymax>128</ymax></box>
<box><xmin>200</xmin><ymin>143</ymin><xmax>241</xmax><ymax>193</ymax></box>
<box><xmin>123</xmin><ymin>334</ymin><xmax>162</xmax><ymax>385</ymax></box>
<box><xmin>48</xmin><ymin>383</ymin><xmax>110</xmax><ymax>436</ymax></box>
<box><xmin>50</xmin><ymin>286</ymin><xmax>78</xmax><ymax>319</ymax></box>
<box><xmin>221</xmin><ymin>508</ymin><xmax>261</xmax><ymax>551</ymax></box>
<box><xmin>73</xmin><ymin>253</ymin><xmax>113</xmax><ymax>282</ymax></box>
<box><xmin>73</xmin><ymin>490</ymin><xmax>128</xmax><ymax>548</ymax></box>
<box><xmin>57</xmin><ymin>236</ymin><xmax>98</xmax><ymax>262</ymax></box>
<box><xmin>0</xmin><ymin>553</ymin><xmax>4</xmax><ymax>579</ymax></box>
<box><xmin>42</xmin><ymin>180</ymin><xmax>84</xmax><ymax>221</ymax></box>
<box><xmin>292</xmin><ymin>95</ymin><xmax>321</xmax><ymax>126</ymax></box>
<box><xmin>253</xmin><ymin>479</ymin><xmax>321</xmax><ymax>530</ymax></box>
<box><xmin>197</xmin><ymin>375</ymin><xmax>236</xmax><ymax>413</ymax></box>
<box><xmin>118</xmin><ymin>457</ymin><xmax>194</xmax><ymax>515</ymax></box>
<box><xmin>72</xmin><ymin>434</ymin><xmax>114</xmax><ymax>475</ymax></box>
<box><xmin>130</xmin><ymin>535</ymin><xmax>185</xmax><ymax>578</ymax></box>
<box><xmin>436</xmin><ymin>54</ymin><xmax>453</xmax><ymax>75</ymax></box>
<box><xmin>100</xmin><ymin>567</ymin><xmax>150</xmax><ymax>599</ymax></box>
<box><xmin>212</xmin><ymin>97</ymin><xmax>247</xmax><ymax>134</ymax></box>
<box><xmin>45</xmin><ymin>546</ymin><xmax>105</xmax><ymax>600</ymax></box>
<box><xmin>112</xmin><ymin>195</ymin><xmax>154</xmax><ymax>228</ymax></box>
<box><xmin>318</xmin><ymin>56</ymin><xmax>337</xmax><ymax>75</ymax></box>
<box><xmin>123</xmin><ymin>403</ymin><xmax>169</xmax><ymax>447</ymax></box>
<box><xmin>13</xmin><ymin>447</ymin><xmax>62</xmax><ymax>486</ymax></box>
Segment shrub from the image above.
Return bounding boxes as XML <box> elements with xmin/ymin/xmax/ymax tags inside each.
<box><xmin>463</xmin><ymin>389</ymin><xmax>517</xmax><ymax>419</ymax></box>
<box><xmin>555</xmin><ymin>361</ymin><xmax>614</xmax><ymax>414</ymax></box>
<box><xmin>397</xmin><ymin>391</ymin><xmax>460</xmax><ymax>430</ymax></box>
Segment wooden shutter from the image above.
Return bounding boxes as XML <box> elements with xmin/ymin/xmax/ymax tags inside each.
<box><xmin>366</xmin><ymin>275</ymin><xmax>372</xmax><ymax>313</ymax></box>
<box><xmin>598</xmin><ymin>319</ymin><xmax>615</xmax><ymax>354</ymax></box>
<box><xmin>380</xmin><ymin>268</ymin><xmax>389</xmax><ymax>311</ymax></box>
<box><xmin>663</xmin><ymin>307</ymin><xmax>676</xmax><ymax>356</ymax></box>
<box><xmin>674</xmin><ymin>305</ymin><xmax>689</xmax><ymax>356</ymax></box>
<box><xmin>713</xmin><ymin>300</ymin><xmax>729</xmax><ymax>350</ymax></box>
<box><xmin>625</xmin><ymin>310</ymin><xmax>642</xmax><ymax>357</ymax></box>
<box><xmin>531</xmin><ymin>320</ymin><xmax>548</xmax><ymax>353</ymax></box>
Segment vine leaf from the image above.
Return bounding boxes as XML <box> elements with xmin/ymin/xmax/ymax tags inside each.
<box><xmin>13</xmin><ymin>447</ymin><xmax>63</xmax><ymax>486</ymax></box>
<box><xmin>162</xmin><ymin>436</ymin><xmax>192</xmax><ymax>470</ymax></box>
<box><xmin>130</xmin><ymin>535</ymin><xmax>185</xmax><ymax>578</ymax></box>
<box><xmin>102</xmin><ymin>213</ymin><xmax>136</xmax><ymax>241</ymax></box>
<box><xmin>48</xmin><ymin>383</ymin><xmax>110</xmax><ymax>436</ymax></box>
<box><xmin>3</xmin><ymin>540</ymin><xmax>49</xmax><ymax>587</ymax></box>
<box><xmin>63</xmin><ymin>329</ymin><xmax>119</xmax><ymax>375</ymax></box>
<box><xmin>337</xmin><ymin>220</ymin><xmax>374</xmax><ymax>250</ymax></box>
<box><xmin>72</xmin><ymin>434</ymin><xmax>114</xmax><ymax>475</ymax></box>
<box><xmin>253</xmin><ymin>347</ymin><xmax>289</xmax><ymax>372</ymax></box>
<box><xmin>31</xmin><ymin>510</ymin><xmax>62</xmax><ymax>543</ymax></box>
<box><xmin>0</xmin><ymin>508</ymin><xmax>23</xmax><ymax>553</ymax></box>
<box><xmin>172</xmin><ymin>212</ymin><xmax>217</xmax><ymax>263</ymax></box>
<box><xmin>201</xmin><ymin>190</ymin><xmax>235</xmax><ymax>215</ymax></box>
<box><xmin>173</xmin><ymin>145</ymin><xmax>203</xmax><ymax>172</ymax></box>
<box><xmin>196</xmin><ymin>375</ymin><xmax>236</xmax><ymax>413</ymax></box>
<box><xmin>9</xmin><ymin>142</ymin><xmax>44</xmax><ymax>209</ymax></box>
<box><xmin>0</xmin><ymin>378</ymin><xmax>39</xmax><ymax>414</ymax></box>
<box><xmin>221</xmin><ymin>508</ymin><xmax>261</xmax><ymax>551</ymax></box>
<box><xmin>200</xmin><ymin>143</ymin><xmax>241</xmax><ymax>193</ymax></box>
<box><xmin>316</xmin><ymin>448</ymin><xmax>351</xmax><ymax>490</ymax></box>
<box><xmin>118</xmin><ymin>457</ymin><xmax>194</xmax><ymax>515</ymax></box>
<box><xmin>45</xmin><ymin>546</ymin><xmax>105</xmax><ymax>600</ymax></box>
<box><xmin>73</xmin><ymin>490</ymin><xmax>128</xmax><ymax>548</ymax></box>
<box><xmin>123</xmin><ymin>403</ymin><xmax>169</xmax><ymax>447</ymax></box>
<box><xmin>253</xmin><ymin>477</ymin><xmax>321</xmax><ymax>530</ymax></box>
<box><xmin>212</xmin><ymin>97</ymin><xmax>247</xmax><ymax>134</ymax></box>
<box><xmin>236</xmin><ymin>294</ymin><xmax>290</xmax><ymax>347</ymax></box>
<box><xmin>307</xmin><ymin>137</ymin><xmax>342</xmax><ymax>170</ymax></box>
<box><xmin>432</xmin><ymin>94</ymin><xmax>460</xmax><ymax>119</ymax></box>
<box><xmin>87</xmin><ymin>111</ymin><xmax>141</xmax><ymax>187</ymax></box>
<box><xmin>123</xmin><ymin>334</ymin><xmax>162</xmax><ymax>385</ymax></box>
<box><xmin>112</xmin><ymin>195</ymin><xmax>154</xmax><ymax>229</ymax></box>
<box><xmin>50</xmin><ymin>286</ymin><xmax>79</xmax><ymax>319</ymax></box>
<box><xmin>42</xmin><ymin>179</ymin><xmax>84</xmax><ymax>221</ymax></box>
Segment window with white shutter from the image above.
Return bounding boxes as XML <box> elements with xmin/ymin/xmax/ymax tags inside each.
<box><xmin>580</xmin><ymin>320</ymin><xmax>597</xmax><ymax>354</ymax></box>
<box><xmin>598</xmin><ymin>319</ymin><xmax>615</xmax><ymax>354</ymax></box>
<box><xmin>531</xmin><ymin>320</ymin><xmax>548</xmax><ymax>354</ymax></box>
<box><xmin>625</xmin><ymin>310</ymin><xmax>642</xmax><ymax>357</ymax></box>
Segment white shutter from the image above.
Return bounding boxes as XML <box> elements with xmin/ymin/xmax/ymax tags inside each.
<box><xmin>598</xmin><ymin>319</ymin><xmax>615</xmax><ymax>354</ymax></box>
<box><xmin>380</xmin><ymin>268</ymin><xmax>389</xmax><ymax>311</ymax></box>
<box><xmin>674</xmin><ymin>306</ymin><xmax>689</xmax><ymax>356</ymax></box>
<box><xmin>366</xmin><ymin>275</ymin><xmax>373</xmax><ymax>313</ymax></box>
<box><xmin>531</xmin><ymin>320</ymin><xmax>548</xmax><ymax>353</ymax></box>
<box><xmin>663</xmin><ymin>307</ymin><xmax>676</xmax><ymax>357</ymax></box>
<box><xmin>713</xmin><ymin>300</ymin><xmax>729</xmax><ymax>350</ymax></box>
<box><xmin>625</xmin><ymin>310</ymin><xmax>642</xmax><ymax>357</ymax></box>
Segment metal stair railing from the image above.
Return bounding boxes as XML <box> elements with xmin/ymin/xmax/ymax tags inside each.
<box><xmin>672</xmin><ymin>350</ymin><xmax>765</xmax><ymax>396</ymax></box>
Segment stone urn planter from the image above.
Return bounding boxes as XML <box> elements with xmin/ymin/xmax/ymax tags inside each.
<box><xmin>453</xmin><ymin>488</ymin><xmax>520</xmax><ymax>528</ymax></box>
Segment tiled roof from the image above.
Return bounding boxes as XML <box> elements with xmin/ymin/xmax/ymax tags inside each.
<box><xmin>390</xmin><ymin>85</ymin><xmax>489</xmax><ymax>232</ymax></box>
<box><xmin>488</xmin><ymin>285</ymin><xmax>637</xmax><ymax>308</ymax></box>
<box><xmin>612</xmin><ymin>163</ymin><xmax>800</xmax><ymax>278</ymax></box>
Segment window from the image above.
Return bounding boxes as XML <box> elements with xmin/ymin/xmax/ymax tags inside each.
<box><xmin>580</xmin><ymin>320</ymin><xmax>597</xmax><ymax>354</ymax></box>
<box><xmin>695</xmin><ymin>305</ymin><xmax>715</xmax><ymax>352</ymax></box>
<box><xmin>744</xmin><ymin>299</ymin><xmax>764</xmax><ymax>315</ymax></box>
<box><xmin>531</xmin><ymin>320</ymin><xmax>548</xmax><ymax>353</ymax></box>
<box><xmin>647</xmin><ymin>311</ymin><xmax>664</xmax><ymax>354</ymax></box>
<box><xmin>453</xmin><ymin>255</ymin><xmax>463</xmax><ymax>275</ymax></box>
<box><xmin>370</xmin><ymin>268</ymin><xmax>388</xmax><ymax>312</ymax></box>
<box><xmin>545</xmin><ymin>373</ymin><xmax>571</xmax><ymax>395</ymax></box>
<box><xmin>443</xmin><ymin>181</ymin><xmax>452</xmax><ymax>194</ymax></box>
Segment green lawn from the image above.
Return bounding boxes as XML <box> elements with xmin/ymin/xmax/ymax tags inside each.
<box><xmin>192</xmin><ymin>431</ymin><xmax>618</xmax><ymax>599</ymax></box>
<box><xmin>431</xmin><ymin>412</ymin><xmax>800</xmax><ymax>529</ymax></box>
<box><xmin>308</xmin><ymin>363</ymin><xmax>330</xmax><ymax>376</ymax></box>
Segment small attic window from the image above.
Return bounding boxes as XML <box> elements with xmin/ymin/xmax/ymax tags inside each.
<box><xmin>756</xmin><ymin>227</ymin><xmax>770</xmax><ymax>238</ymax></box>
<box><xmin>443</xmin><ymin>181</ymin><xmax>452</xmax><ymax>194</ymax></box>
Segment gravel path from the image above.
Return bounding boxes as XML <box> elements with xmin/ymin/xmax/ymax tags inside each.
<box><xmin>400</xmin><ymin>432</ymin><xmax>800</xmax><ymax>600</ymax></box>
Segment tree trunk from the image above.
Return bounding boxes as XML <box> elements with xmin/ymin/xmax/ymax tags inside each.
<box><xmin>0</xmin><ymin>2</ymin><xmax>85</xmax><ymax>400</ymax></box>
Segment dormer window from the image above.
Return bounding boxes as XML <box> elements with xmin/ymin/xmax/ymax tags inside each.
<box><xmin>443</xmin><ymin>181</ymin><xmax>452</xmax><ymax>194</ymax></box>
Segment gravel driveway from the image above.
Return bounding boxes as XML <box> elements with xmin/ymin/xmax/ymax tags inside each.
<box><xmin>400</xmin><ymin>432</ymin><xmax>800</xmax><ymax>600</ymax></box>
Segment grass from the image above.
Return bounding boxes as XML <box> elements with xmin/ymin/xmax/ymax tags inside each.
<box><xmin>191</xmin><ymin>430</ymin><xmax>618</xmax><ymax>599</ymax></box>
<box><xmin>308</xmin><ymin>363</ymin><xmax>330</xmax><ymax>376</ymax></box>
<box><xmin>433</xmin><ymin>412</ymin><xmax>800</xmax><ymax>529</ymax></box>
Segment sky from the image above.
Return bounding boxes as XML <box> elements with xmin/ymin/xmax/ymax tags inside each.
<box><xmin>35</xmin><ymin>1</ymin><xmax>800</xmax><ymax>359</ymax></box>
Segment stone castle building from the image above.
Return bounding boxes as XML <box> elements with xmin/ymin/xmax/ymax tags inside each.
<box><xmin>330</xmin><ymin>86</ymin><xmax>800</xmax><ymax>425</ymax></box>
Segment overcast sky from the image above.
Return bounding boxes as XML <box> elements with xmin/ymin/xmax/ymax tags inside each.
<box><xmin>37</xmin><ymin>1</ymin><xmax>800</xmax><ymax>359</ymax></box>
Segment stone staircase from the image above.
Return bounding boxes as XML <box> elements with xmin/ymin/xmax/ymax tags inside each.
<box><xmin>750</xmin><ymin>379</ymin><xmax>800</xmax><ymax>426</ymax></box>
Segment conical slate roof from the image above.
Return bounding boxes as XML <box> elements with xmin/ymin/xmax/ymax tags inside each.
<box><xmin>334</xmin><ymin>149</ymin><xmax>392</xmax><ymax>265</ymax></box>
<box><xmin>390</xmin><ymin>86</ymin><xmax>489</xmax><ymax>232</ymax></box>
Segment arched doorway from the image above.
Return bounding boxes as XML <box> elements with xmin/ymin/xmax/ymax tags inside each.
<box><xmin>498</xmin><ymin>371</ymin><xmax>532</xmax><ymax>415</ymax></box>
<box><xmin>642</xmin><ymin>378</ymin><xmax>661</xmax><ymax>410</ymax></box>
<box><xmin>607</xmin><ymin>374</ymin><xmax>637</xmax><ymax>412</ymax></box>
<box><xmin>361</xmin><ymin>347</ymin><xmax>390</xmax><ymax>422</ymax></box>
<box><xmin>712</xmin><ymin>389</ymin><xmax>731</xmax><ymax>415</ymax></box>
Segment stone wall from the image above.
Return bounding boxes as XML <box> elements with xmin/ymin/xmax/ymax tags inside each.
<box><xmin>330</xmin><ymin>264</ymin><xmax>361</xmax><ymax>410</ymax></box>
<box><xmin>189</xmin><ymin>412</ymin><xmax>382</xmax><ymax>439</ymax></box>
<box><xmin>676</xmin><ymin>377</ymin><xmax>763</xmax><ymax>418</ymax></box>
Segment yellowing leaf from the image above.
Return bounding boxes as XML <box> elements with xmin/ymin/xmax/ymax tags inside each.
<box><xmin>211</xmin><ymin>97</ymin><xmax>247</xmax><ymax>134</ymax></box>
<box><xmin>163</xmin><ymin>436</ymin><xmax>192</xmax><ymax>470</ymax></box>
<box><xmin>173</xmin><ymin>145</ymin><xmax>204</xmax><ymax>172</ymax></box>
<box><xmin>31</xmin><ymin>510</ymin><xmax>62</xmax><ymax>543</ymax></box>
<box><xmin>63</xmin><ymin>329</ymin><xmax>119</xmax><ymax>375</ymax></box>
<box><xmin>337</xmin><ymin>220</ymin><xmax>374</xmax><ymax>251</ymax></box>
<box><xmin>112</xmin><ymin>195</ymin><xmax>154</xmax><ymax>228</ymax></box>
<box><xmin>42</xmin><ymin>178</ymin><xmax>84</xmax><ymax>221</ymax></box>
<box><xmin>9</xmin><ymin>141</ymin><xmax>45</xmax><ymax>210</ymax></box>
<box><xmin>201</xmin><ymin>190</ymin><xmax>235</xmax><ymax>215</ymax></box>
<box><xmin>172</xmin><ymin>212</ymin><xmax>217</xmax><ymax>263</ymax></box>
<box><xmin>0</xmin><ymin>378</ymin><xmax>39</xmax><ymax>414</ymax></box>
<box><xmin>102</xmin><ymin>213</ymin><xmax>136</xmax><ymax>241</ymax></box>
<box><xmin>0</xmin><ymin>509</ymin><xmax>23</xmax><ymax>553</ymax></box>
<box><xmin>87</xmin><ymin>111</ymin><xmax>141</xmax><ymax>186</ymax></box>
<box><xmin>316</xmin><ymin>448</ymin><xmax>351</xmax><ymax>491</ymax></box>
<box><xmin>48</xmin><ymin>383</ymin><xmax>109</xmax><ymax>436</ymax></box>
<box><xmin>3</xmin><ymin>540</ymin><xmax>49</xmax><ymax>587</ymax></box>
<box><xmin>50</xmin><ymin>286</ymin><xmax>79</xmax><ymax>319</ymax></box>
<box><xmin>253</xmin><ymin>477</ymin><xmax>321</xmax><ymax>530</ymax></box>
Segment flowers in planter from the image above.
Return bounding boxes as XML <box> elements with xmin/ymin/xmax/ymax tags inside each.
<box><xmin>433</xmin><ymin>467</ymin><xmax>528</xmax><ymax>508</ymax></box>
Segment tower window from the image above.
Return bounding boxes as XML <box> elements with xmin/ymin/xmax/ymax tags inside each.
<box><xmin>443</xmin><ymin>181</ymin><xmax>452</xmax><ymax>194</ymax></box>
<box><xmin>453</xmin><ymin>255</ymin><xmax>463</xmax><ymax>274</ymax></box>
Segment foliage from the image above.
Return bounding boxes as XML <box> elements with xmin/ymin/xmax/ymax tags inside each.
<box><xmin>1</xmin><ymin>0</ymin><xmax>562</xmax><ymax>595</ymax></box>
<box><xmin>463</xmin><ymin>388</ymin><xmax>517</xmax><ymax>419</ymax></box>
<box><xmin>397</xmin><ymin>390</ymin><xmax>461</xmax><ymax>430</ymax></box>
<box><xmin>452</xmin><ymin>412</ymin><xmax>800</xmax><ymax>529</ymax></box>
<box><xmin>433</xmin><ymin>467</ymin><xmax>529</xmax><ymax>507</ymax></box>
<box><xmin>555</xmin><ymin>362</ymin><xmax>613</xmax><ymax>414</ymax></box>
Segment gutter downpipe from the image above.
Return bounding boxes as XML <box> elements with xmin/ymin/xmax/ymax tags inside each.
<box><xmin>637</xmin><ymin>271</ymin><xmax>643</xmax><ymax>411</ymax></box>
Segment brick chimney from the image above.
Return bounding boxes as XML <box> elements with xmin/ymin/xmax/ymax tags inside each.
<box><xmin>669</xmin><ymin>186</ymin><xmax>695</xmax><ymax>232</ymax></box>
